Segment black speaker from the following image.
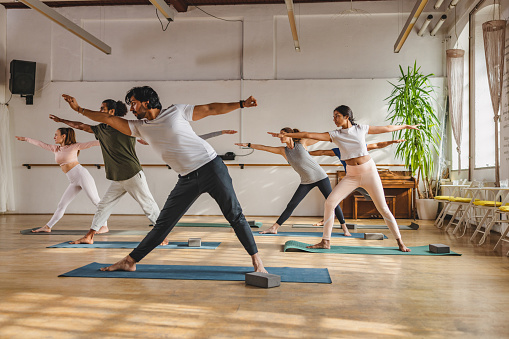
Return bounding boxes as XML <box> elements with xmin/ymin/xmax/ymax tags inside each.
<box><xmin>9</xmin><ymin>60</ymin><xmax>36</xmax><ymax>95</ymax></box>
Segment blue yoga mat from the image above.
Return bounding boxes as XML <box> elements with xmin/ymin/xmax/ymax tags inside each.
<box><xmin>48</xmin><ymin>241</ymin><xmax>221</xmax><ymax>249</ymax></box>
<box><xmin>254</xmin><ymin>231</ymin><xmax>387</xmax><ymax>239</ymax></box>
<box><xmin>59</xmin><ymin>262</ymin><xmax>332</xmax><ymax>284</ymax></box>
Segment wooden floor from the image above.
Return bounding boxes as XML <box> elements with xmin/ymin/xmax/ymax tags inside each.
<box><xmin>1</xmin><ymin>214</ymin><xmax>509</xmax><ymax>338</ymax></box>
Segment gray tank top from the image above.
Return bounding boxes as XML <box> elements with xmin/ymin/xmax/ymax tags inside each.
<box><xmin>285</xmin><ymin>142</ymin><xmax>328</xmax><ymax>184</ymax></box>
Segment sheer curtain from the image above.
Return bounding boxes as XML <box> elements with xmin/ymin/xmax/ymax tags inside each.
<box><xmin>482</xmin><ymin>19</ymin><xmax>506</xmax><ymax>186</ymax></box>
<box><xmin>0</xmin><ymin>104</ymin><xmax>15</xmax><ymax>212</ymax></box>
<box><xmin>446</xmin><ymin>49</ymin><xmax>465</xmax><ymax>173</ymax></box>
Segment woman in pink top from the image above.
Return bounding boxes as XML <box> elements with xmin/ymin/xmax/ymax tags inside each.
<box><xmin>16</xmin><ymin>127</ymin><xmax>104</xmax><ymax>233</ymax></box>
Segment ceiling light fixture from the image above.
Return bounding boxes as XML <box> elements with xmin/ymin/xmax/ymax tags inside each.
<box><xmin>434</xmin><ymin>0</ymin><xmax>445</xmax><ymax>9</ymax></box>
<box><xmin>448</xmin><ymin>0</ymin><xmax>460</xmax><ymax>9</ymax></box>
<box><xmin>430</xmin><ymin>14</ymin><xmax>447</xmax><ymax>36</ymax></box>
<box><xmin>418</xmin><ymin>14</ymin><xmax>434</xmax><ymax>36</ymax></box>
<box><xmin>18</xmin><ymin>0</ymin><xmax>111</xmax><ymax>54</ymax></box>
<box><xmin>284</xmin><ymin>0</ymin><xmax>301</xmax><ymax>52</ymax></box>
<box><xmin>394</xmin><ymin>0</ymin><xmax>429</xmax><ymax>53</ymax></box>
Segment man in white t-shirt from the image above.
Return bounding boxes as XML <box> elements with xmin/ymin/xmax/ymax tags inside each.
<box><xmin>62</xmin><ymin>87</ymin><xmax>266</xmax><ymax>273</ymax></box>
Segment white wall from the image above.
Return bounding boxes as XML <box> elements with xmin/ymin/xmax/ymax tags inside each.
<box><xmin>0</xmin><ymin>5</ymin><xmax>6</xmax><ymax>103</ymax></box>
<box><xmin>5</xmin><ymin>3</ymin><xmax>445</xmax><ymax>217</ymax></box>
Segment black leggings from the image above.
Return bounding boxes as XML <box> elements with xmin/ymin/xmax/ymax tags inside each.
<box><xmin>276</xmin><ymin>177</ymin><xmax>346</xmax><ymax>225</ymax></box>
<box><xmin>129</xmin><ymin>156</ymin><xmax>257</xmax><ymax>262</ymax></box>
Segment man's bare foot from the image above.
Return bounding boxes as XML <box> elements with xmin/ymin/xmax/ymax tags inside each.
<box><xmin>160</xmin><ymin>238</ymin><xmax>169</xmax><ymax>246</ymax></box>
<box><xmin>312</xmin><ymin>219</ymin><xmax>324</xmax><ymax>227</ymax></box>
<box><xmin>306</xmin><ymin>239</ymin><xmax>331</xmax><ymax>249</ymax></box>
<box><xmin>69</xmin><ymin>229</ymin><xmax>96</xmax><ymax>244</ymax></box>
<box><xmin>100</xmin><ymin>255</ymin><xmax>137</xmax><ymax>272</ymax></box>
<box><xmin>69</xmin><ymin>236</ymin><xmax>94</xmax><ymax>244</ymax></box>
<box><xmin>251</xmin><ymin>253</ymin><xmax>267</xmax><ymax>273</ymax></box>
<box><xmin>31</xmin><ymin>225</ymin><xmax>51</xmax><ymax>233</ymax></box>
<box><xmin>96</xmin><ymin>226</ymin><xmax>109</xmax><ymax>234</ymax></box>
<box><xmin>341</xmin><ymin>224</ymin><xmax>352</xmax><ymax>237</ymax></box>
<box><xmin>397</xmin><ymin>239</ymin><xmax>411</xmax><ymax>252</ymax></box>
<box><xmin>259</xmin><ymin>223</ymin><xmax>280</xmax><ymax>234</ymax></box>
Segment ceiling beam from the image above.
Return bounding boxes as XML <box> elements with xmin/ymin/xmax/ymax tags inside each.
<box><xmin>394</xmin><ymin>0</ymin><xmax>428</xmax><ymax>53</ymax></box>
<box><xmin>284</xmin><ymin>0</ymin><xmax>301</xmax><ymax>51</ymax></box>
<box><xmin>18</xmin><ymin>0</ymin><xmax>111</xmax><ymax>54</ymax></box>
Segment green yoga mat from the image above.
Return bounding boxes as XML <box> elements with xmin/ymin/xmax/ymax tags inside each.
<box><xmin>283</xmin><ymin>240</ymin><xmax>461</xmax><ymax>256</ymax></box>
<box><xmin>174</xmin><ymin>221</ymin><xmax>262</xmax><ymax>228</ymax></box>
<box><xmin>292</xmin><ymin>222</ymin><xmax>419</xmax><ymax>230</ymax></box>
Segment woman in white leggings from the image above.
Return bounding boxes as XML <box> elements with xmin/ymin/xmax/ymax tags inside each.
<box><xmin>16</xmin><ymin>127</ymin><xmax>103</xmax><ymax>233</ymax></box>
<box><xmin>269</xmin><ymin>105</ymin><xmax>418</xmax><ymax>252</ymax></box>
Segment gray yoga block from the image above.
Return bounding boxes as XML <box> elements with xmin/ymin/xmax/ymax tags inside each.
<box><xmin>188</xmin><ymin>238</ymin><xmax>201</xmax><ymax>247</ymax></box>
<box><xmin>364</xmin><ymin>233</ymin><xmax>384</xmax><ymax>240</ymax></box>
<box><xmin>245</xmin><ymin>272</ymin><xmax>281</xmax><ymax>288</ymax></box>
<box><xmin>429</xmin><ymin>244</ymin><xmax>450</xmax><ymax>253</ymax></box>
<box><xmin>346</xmin><ymin>224</ymin><xmax>357</xmax><ymax>231</ymax></box>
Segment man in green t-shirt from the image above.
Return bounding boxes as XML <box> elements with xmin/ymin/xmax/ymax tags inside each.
<box><xmin>52</xmin><ymin>100</ymin><xmax>239</xmax><ymax>245</ymax></box>
<box><xmin>50</xmin><ymin>99</ymin><xmax>160</xmax><ymax>244</ymax></box>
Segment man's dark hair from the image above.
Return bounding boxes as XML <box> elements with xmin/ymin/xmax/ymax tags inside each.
<box><xmin>102</xmin><ymin>99</ymin><xmax>128</xmax><ymax>117</ymax></box>
<box><xmin>125</xmin><ymin>86</ymin><xmax>162</xmax><ymax>110</ymax></box>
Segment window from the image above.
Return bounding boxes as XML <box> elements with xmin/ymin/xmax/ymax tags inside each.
<box><xmin>473</xmin><ymin>4</ymin><xmax>500</xmax><ymax>169</ymax></box>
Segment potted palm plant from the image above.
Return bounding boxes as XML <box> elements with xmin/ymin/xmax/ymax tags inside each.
<box><xmin>386</xmin><ymin>62</ymin><xmax>441</xmax><ymax>219</ymax></box>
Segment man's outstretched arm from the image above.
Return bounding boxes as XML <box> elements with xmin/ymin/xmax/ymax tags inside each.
<box><xmin>62</xmin><ymin>94</ymin><xmax>132</xmax><ymax>136</ymax></box>
<box><xmin>192</xmin><ymin>96</ymin><xmax>257</xmax><ymax>121</ymax></box>
<box><xmin>49</xmin><ymin>114</ymin><xmax>93</xmax><ymax>133</ymax></box>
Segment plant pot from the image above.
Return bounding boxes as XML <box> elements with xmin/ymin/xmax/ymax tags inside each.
<box><xmin>416</xmin><ymin>198</ymin><xmax>439</xmax><ymax>220</ymax></box>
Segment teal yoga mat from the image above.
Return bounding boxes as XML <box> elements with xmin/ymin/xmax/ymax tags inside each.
<box><xmin>254</xmin><ymin>231</ymin><xmax>387</xmax><ymax>239</ymax></box>
<box><xmin>20</xmin><ymin>228</ymin><xmax>148</xmax><ymax>235</ymax></box>
<box><xmin>59</xmin><ymin>262</ymin><xmax>332</xmax><ymax>283</ymax></box>
<box><xmin>283</xmin><ymin>240</ymin><xmax>461</xmax><ymax>255</ymax></box>
<box><xmin>175</xmin><ymin>221</ymin><xmax>262</xmax><ymax>228</ymax></box>
<box><xmin>48</xmin><ymin>241</ymin><xmax>220</xmax><ymax>249</ymax></box>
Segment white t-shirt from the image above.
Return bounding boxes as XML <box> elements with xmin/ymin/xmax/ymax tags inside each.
<box><xmin>328</xmin><ymin>124</ymin><xmax>370</xmax><ymax>161</ymax></box>
<box><xmin>128</xmin><ymin>104</ymin><xmax>217</xmax><ymax>176</ymax></box>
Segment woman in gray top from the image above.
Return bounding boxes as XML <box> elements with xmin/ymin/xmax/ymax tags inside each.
<box><xmin>236</xmin><ymin>127</ymin><xmax>349</xmax><ymax>236</ymax></box>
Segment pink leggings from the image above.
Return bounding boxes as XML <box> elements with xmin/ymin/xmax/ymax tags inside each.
<box><xmin>322</xmin><ymin>159</ymin><xmax>401</xmax><ymax>240</ymax></box>
<box><xmin>47</xmin><ymin>165</ymin><xmax>102</xmax><ymax>228</ymax></box>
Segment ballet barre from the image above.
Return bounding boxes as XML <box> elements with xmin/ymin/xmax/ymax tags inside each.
<box><xmin>22</xmin><ymin>163</ymin><xmax>407</xmax><ymax>170</ymax></box>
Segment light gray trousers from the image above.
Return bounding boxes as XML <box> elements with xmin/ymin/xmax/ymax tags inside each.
<box><xmin>91</xmin><ymin>170</ymin><xmax>160</xmax><ymax>231</ymax></box>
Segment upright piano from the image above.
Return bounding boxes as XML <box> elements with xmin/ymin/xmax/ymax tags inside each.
<box><xmin>335</xmin><ymin>169</ymin><xmax>416</xmax><ymax>219</ymax></box>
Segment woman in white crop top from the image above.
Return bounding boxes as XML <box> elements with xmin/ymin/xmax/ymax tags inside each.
<box><xmin>16</xmin><ymin>127</ymin><xmax>104</xmax><ymax>233</ymax></box>
<box><xmin>269</xmin><ymin>105</ymin><xmax>418</xmax><ymax>252</ymax></box>
<box><xmin>236</xmin><ymin>127</ymin><xmax>350</xmax><ymax>237</ymax></box>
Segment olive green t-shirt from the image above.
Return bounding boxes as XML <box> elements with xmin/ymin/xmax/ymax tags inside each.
<box><xmin>91</xmin><ymin>123</ymin><xmax>142</xmax><ymax>181</ymax></box>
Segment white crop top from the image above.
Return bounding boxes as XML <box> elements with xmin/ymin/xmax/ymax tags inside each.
<box><xmin>328</xmin><ymin>124</ymin><xmax>370</xmax><ymax>161</ymax></box>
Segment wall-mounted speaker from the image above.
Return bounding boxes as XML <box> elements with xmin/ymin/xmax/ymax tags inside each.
<box><xmin>9</xmin><ymin>60</ymin><xmax>36</xmax><ymax>96</ymax></box>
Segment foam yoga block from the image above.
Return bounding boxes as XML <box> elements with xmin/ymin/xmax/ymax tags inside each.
<box><xmin>364</xmin><ymin>233</ymin><xmax>384</xmax><ymax>240</ymax></box>
<box><xmin>245</xmin><ymin>272</ymin><xmax>281</xmax><ymax>288</ymax></box>
<box><xmin>429</xmin><ymin>244</ymin><xmax>450</xmax><ymax>253</ymax></box>
<box><xmin>188</xmin><ymin>238</ymin><xmax>201</xmax><ymax>247</ymax></box>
